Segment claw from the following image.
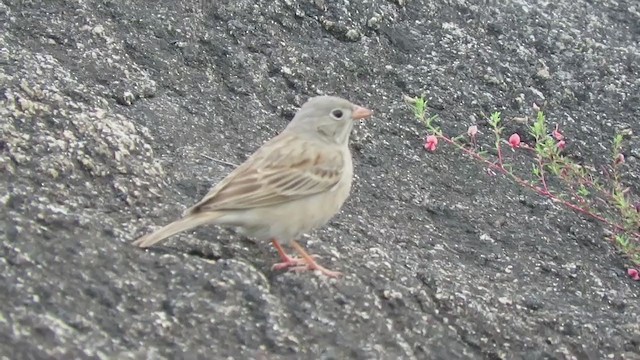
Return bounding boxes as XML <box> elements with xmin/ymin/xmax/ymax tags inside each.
<box><xmin>288</xmin><ymin>264</ymin><xmax>342</xmax><ymax>278</ymax></box>
<box><xmin>271</xmin><ymin>257</ymin><xmax>307</xmax><ymax>271</ymax></box>
<box><xmin>270</xmin><ymin>239</ymin><xmax>341</xmax><ymax>278</ymax></box>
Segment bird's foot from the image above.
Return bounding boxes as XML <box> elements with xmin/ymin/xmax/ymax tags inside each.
<box><xmin>270</xmin><ymin>239</ymin><xmax>342</xmax><ymax>278</ymax></box>
<box><xmin>271</xmin><ymin>254</ymin><xmax>341</xmax><ymax>278</ymax></box>
<box><xmin>287</xmin><ymin>262</ymin><xmax>342</xmax><ymax>278</ymax></box>
<box><xmin>271</xmin><ymin>255</ymin><xmax>308</xmax><ymax>271</ymax></box>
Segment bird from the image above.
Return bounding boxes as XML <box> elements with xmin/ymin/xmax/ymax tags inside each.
<box><xmin>132</xmin><ymin>95</ymin><xmax>373</xmax><ymax>277</ymax></box>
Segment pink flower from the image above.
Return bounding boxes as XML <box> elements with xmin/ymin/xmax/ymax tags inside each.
<box><xmin>552</xmin><ymin>124</ymin><xmax>564</xmax><ymax>141</ymax></box>
<box><xmin>424</xmin><ymin>135</ymin><xmax>438</xmax><ymax>152</ymax></box>
<box><xmin>508</xmin><ymin>133</ymin><xmax>521</xmax><ymax>148</ymax></box>
<box><xmin>614</xmin><ymin>154</ymin><xmax>625</xmax><ymax>165</ymax></box>
<box><xmin>557</xmin><ymin>140</ymin><xmax>566</xmax><ymax>151</ymax></box>
<box><xmin>467</xmin><ymin>125</ymin><xmax>478</xmax><ymax>138</ymax></box>
<box><xmin>628</xmin><ymin>268</ymin><xmax>640</xmax><ymax>281</ymax></box>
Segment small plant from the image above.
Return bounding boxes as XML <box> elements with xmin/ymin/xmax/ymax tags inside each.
<box><xmin>406</xmin><ymin>95</ymin><xmax>640</xmax><ymax>279</ymax></box>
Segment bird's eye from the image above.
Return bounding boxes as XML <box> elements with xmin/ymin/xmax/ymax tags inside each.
<box><xmin>331</xmin><ymin>109</ymin><xmax>344</xmax><ymax>119</ymax></box>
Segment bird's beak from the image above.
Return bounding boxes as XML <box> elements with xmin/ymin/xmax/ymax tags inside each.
<box><xmin>352</xmin><ymin>105</ymin><xmax>373</xmax><ymax>120</ymax></box>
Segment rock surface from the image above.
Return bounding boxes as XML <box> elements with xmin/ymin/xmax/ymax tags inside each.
<box><xmin>1</xmin><ymin>0</ymin><xmax>639</xmax><ymax>359</ymax></box>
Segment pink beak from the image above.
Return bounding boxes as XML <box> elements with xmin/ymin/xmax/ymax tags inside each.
<box><xmin>352</xmin><ymin>105</ymin><xmax>373</xmax><ymax>120</ymax></box>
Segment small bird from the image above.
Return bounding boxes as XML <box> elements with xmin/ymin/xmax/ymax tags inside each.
<box><xmin>133</xmin><ymin>96</ymin><xmax>372</xmax><ymax>277</ymax></box>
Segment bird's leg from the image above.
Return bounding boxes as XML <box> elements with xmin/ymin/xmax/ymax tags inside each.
<box><xmin>288</xmin><ymin>240</ymin><xmax>342</xmax><ymax>278</ymax></box>
<box><xmin>271</xmin><ymin>239</ymin><xmax>307</xmax><ymax>270</ymax></box>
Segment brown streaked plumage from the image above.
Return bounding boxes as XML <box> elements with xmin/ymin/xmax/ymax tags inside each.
<box><xmin>133</xmin><ymin>96</ymin><xmax>372</xmax><ymax>277</ymax></box>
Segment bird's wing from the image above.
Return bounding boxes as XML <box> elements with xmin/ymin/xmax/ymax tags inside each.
<box><xmin>185</xmin><ymin>134</ymin><xmax>344</xmax><ymax>214</ymax></box>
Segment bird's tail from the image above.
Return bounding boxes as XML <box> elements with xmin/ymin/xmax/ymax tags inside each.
<box><xmin>132</xmin><ymin>212</ymin><xmax>219</xmax><ymax>248</ymax></box>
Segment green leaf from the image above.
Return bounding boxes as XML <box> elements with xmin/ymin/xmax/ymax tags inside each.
<box><xmin>613</xmin><ymin>133</ymin><xmax>623</xmax><ymax>148</ymax></box>
<box><xmin>532</xmin><ymin>165</ymin><xmax>540</xmax><ymax>177</ymax></box>
<box><xmin>615</xmin><ymin>235</ymin><xmax>629</xmax><ymax>248</ymax></box>
<box><xmin>411</xmin><ymin>96</ymin><xmax>426</xmax><ymax>121</ymax></box>
<box><xmin>529</xmin><ymin>111</ymin><xmax>548</xmax><ymax>141</ymax></box>
<box><xmin>577</xmin><ymin>185</ymin><xmax>590</xmax><ymax>197</ymax></box>
<box><xmin>489</xmin><ymin>112</ymin><xmax>502</xmax><ymax>129</ymax></box>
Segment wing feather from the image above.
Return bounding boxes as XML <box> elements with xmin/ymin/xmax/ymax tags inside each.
<box><xmin>185</xmin><ymin>134</ymin><xmax>343</xmax><ymax>214</ymax></box>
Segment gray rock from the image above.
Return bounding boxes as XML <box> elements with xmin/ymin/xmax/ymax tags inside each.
<box><xmin>1</xmin><ymin>0</ymin><xmax>639</xmax><ymax>359</ymax></box>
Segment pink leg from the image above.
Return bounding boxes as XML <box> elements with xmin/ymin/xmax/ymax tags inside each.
<box><xmin>270</xmin><ymin>239</ymin><xmax>341</xmax><ymax>278</ymax></box>
<box><xmin>271</xmin><ymin>239</ymin><xmax>307</xmax><ymax>270</ymax></box>
<box><xmin>289</xmin><ymin>241</ymin><xmax>341</xmax><ymax>278</ymax></box>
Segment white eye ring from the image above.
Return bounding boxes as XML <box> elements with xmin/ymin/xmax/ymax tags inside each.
<box><xmin>331</xmin><ymin>109</ymin><xmax>344</xmax><ymax>120</ymax></box>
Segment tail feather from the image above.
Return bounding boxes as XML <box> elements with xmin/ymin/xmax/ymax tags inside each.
<box><xmin>132</xmin><ymin>212</ymin><xmax>219</xmax><ymax>248</ymax></box>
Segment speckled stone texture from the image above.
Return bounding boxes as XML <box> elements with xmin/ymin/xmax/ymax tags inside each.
<box><xmin>1</xmin><ymin>0</ymin><xmax>639</xmax><ymax>359</ymax></box>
